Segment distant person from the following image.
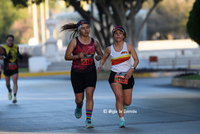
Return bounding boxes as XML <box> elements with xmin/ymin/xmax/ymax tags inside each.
<box><xmin>61</xmin><ymin>20</ymin><xmax>103</xmax><ymax>128</ymax></box>
<box><xmin>1</xmin><ymin>35</ymin><xmax>23</xmax><ymax>103</ymax></box>
<box><xmin>0</xmin><ymin>46</ymin><xmax>5</xmax><ymax>79</ymax></box>
<box><xmin>98</xmin><ymin>26</ymin><xmax>139</xmax><ymax>128</ymax></box>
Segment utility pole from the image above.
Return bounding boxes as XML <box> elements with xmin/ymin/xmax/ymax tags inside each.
<box><xmin>90</xmin><ymin>0</ymin><xmax>94</xmax><ymax>37</ymax></box>
<box><xmin>45</xmin><ymin>0</ymin><xmax>50</xmax><ymax>40</ymax></box>
<box><xmin>40</xmin><ymin>2</ymin><xmax>46</xmax><ymax>43</ymax></box>
<box><xmin>32</xmin><ymin>1</ymin><xmax>39</xmax><ymax>44</ymax></box>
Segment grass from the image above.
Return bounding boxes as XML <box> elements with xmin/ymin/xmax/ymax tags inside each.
<box><xmin>176</xmin><ymin>74</ymin><xmax>200</xmax><ymax>80</ymax></box>
<box><xmin>1</xmin><ymin>68</ymin><xmax>29</xmax><ymax>74</ymax></box>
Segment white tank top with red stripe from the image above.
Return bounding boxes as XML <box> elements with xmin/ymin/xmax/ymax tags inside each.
<box><xmin>110</xmin><ymin>42</ymin><xmax>132</xmax><ymax>73</ymax></box>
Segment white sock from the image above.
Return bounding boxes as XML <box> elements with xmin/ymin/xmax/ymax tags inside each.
<box><xmin>120</xmin><ymin>117</ymin><xmax>125</xmax><ymax>121</ymax></box>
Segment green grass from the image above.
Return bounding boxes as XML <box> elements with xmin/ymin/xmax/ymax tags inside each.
<box><xmin>177</xmin><ymin>74</ymin><xmax>200</xmax><ymax>80</ymax></box>
<box><xmin>1</xmin><ymin>68</ymin><xmax>29</xmax><ymax>73</ymax></box>
<box><xmin>18</xmin><ymin>68</ymin><xmax>29</xmax><ymax>73</ymax></box>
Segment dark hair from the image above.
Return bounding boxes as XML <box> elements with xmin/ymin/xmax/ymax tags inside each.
<box><xmin>6</xmin><ymin>34</ymin><xmax>14</xmax><ymax>40</ymax></box>
<box><xmin>61</xmin><ymin>20</ymin><xmax>89</xmax><ymax>38</ymax></box>
<box><xmin>61</xmin><ymin>23</ymin><xmax>78</xmax><ymax>38</ymax></box>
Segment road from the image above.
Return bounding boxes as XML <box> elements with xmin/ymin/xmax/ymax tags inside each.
<box><xmin>0</xmin><ymin>75</ymin><xmax>200</xmax><ymax>134</ymax></box>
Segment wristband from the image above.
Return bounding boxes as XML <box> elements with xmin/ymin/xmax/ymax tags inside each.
<box><xmin>131</xmin><ymin>66</ymin><xmax>135</xmax><ymax>70</ymax></box>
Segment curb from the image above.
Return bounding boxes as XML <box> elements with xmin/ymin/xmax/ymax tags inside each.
<box><xmin>1</xmin><ymin>71</ymin><xmax>71</xmax><ymax>78</ymax></box>
<box><xmin>171</xmin><ymin>78</ymin><xmax>200</xmax><ymax>88</ymax></box>
<box><xmin>1</xmin><ymin>71</ymin><xmax>184</xmax><ymax>79</ymax></box>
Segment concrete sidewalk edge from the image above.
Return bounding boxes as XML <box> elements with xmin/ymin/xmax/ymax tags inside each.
<box><xmin>0</xmin><ymin>71</ymin><xmax>182</xmax><ymax>79</ymax></box>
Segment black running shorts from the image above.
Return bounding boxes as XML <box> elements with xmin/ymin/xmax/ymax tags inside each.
<box><xmin>71</xmin><ymin>69</ymin><xmax>97</xmax><ymax>94</ymax></box>
<box><xmin>108</xmin><ymin>71</ymin><xmax>134</xmax><ymax>90</ymax></box>
<box><xmin>4</xmin><ymin>69</ymin><xmax>18</xmax><ymax>76</ymax></box>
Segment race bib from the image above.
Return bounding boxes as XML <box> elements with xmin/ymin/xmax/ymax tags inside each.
<box><xmin>81</xmin><ymin>58</ymin><xmax>93</xmax><ymax>65</ymax></box>
<box><xmin>114</xmin><ymin>73</ymin><xmax>128</xmax><ymax>84</ymax></box>
<box><xmin>8</xmin><ymin>63</ymin><xmax>17</xmax><ymax>70</ymax></box>
<box><xmin>80</xmin><ymin>55</ymin><xmax>94</xmax><ymax>65</ymax></box>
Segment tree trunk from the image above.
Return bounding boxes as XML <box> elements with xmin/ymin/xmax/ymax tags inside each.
<box><xmin>136</xmin><ymin>1</ymin><xmax>160</xmax><ymax>42</ymax></box>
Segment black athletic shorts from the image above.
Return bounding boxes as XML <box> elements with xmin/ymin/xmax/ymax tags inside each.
<box><xmin>4</xmin><ymin>69</ymin><xmax>18</xmax><ymax>76</ymax></box>
<box><xmin>108</xmin><ymin>71</ymin><xmax>134</xmax><ymax>90</ymax></box>
<box><xmin>71</xmin><ymin>69</ymin><xmax>97</xmax><ymax>94</ymax></box>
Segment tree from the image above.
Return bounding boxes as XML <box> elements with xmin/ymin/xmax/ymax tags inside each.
<box><xmin>0</xmin><ymin>0</ymin><xmax>21</xmax><ymax>43</ymax></box>
<box><xmin>64</xmin><ymin>0</ymin><xmax>162</xmax><ymax>49</ymax></box>
<box><xmin>187</xmin><ymin>0</ymin><xmax>200</xmax><ymax>45</ymax></box>
<box><xmin>146</xmin><ymin>0</ymin><xmax>195</xmax><ymax>40</ymax></box>
<box><xmin>11</xmin><ymin>0</ymin><xmax>162</xmax><ymax>48</ymax></box>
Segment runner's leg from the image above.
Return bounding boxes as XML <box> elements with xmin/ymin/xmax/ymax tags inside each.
<box><xmin>5</xmin><ymin>76</ymin><xmax>12</xmax><ymax>100</ymax></box>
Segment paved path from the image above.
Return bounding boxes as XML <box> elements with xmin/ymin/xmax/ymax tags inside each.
<box><xmin>0</xmin><ymin>76</ymin><xmax>200</xmax><ymax>134</ymax></box>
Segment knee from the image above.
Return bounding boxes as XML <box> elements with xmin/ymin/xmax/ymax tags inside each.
<box><xmin>13</xmin><ymin>80</ymin><xmax>18</xmax><ymax>85</ymax></box>
<box><xmin>86</xmin><ymin>93</ymin><xmax>93</xmax><ymax>100</ymax></box>
<box><xmin>124</xmin><ymin>102</ymin><xmax>131</xmax><ymax>106</ymax></box>
<box><xmin>75</xmin><ymin>98</ymin><xmax>83</xmax><ymax>103</ymax></box>
<box><xmin>116</xmin><ymin>95</ymin><xmax>124</xmax><ymax>104</ymax></box>
<box><xmin>124</xmin><ymin>101</ymin><xmax>131</xmax><ymax>106</ymax></box>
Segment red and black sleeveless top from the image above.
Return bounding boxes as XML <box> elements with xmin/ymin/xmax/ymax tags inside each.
<box><xmin>72</xmin><ymin>37</ymin><xmax>96</xmax><ymax>73</ymax></box>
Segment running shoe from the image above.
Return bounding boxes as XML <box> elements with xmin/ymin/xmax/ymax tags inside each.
<box><xmin>119</xmin><ymin>120</ymin><xmax>125</xmax><ymax>128</ymax></box>
<box><xmin>85</xmin><ymin>119</ymin><xmax>94</xmax><ymax>128</ymax></box>
<box><xmin>123</xmin><ymin>104</ymin><xmax>127</xmax><ymax>112</ymax></box>
<box><xmin>8</xmin><ymin>91</ymin><xmax>12</xmax><ymax>100</ymax></box>
<box><xmin>13</xmin><ymin>97</ymin><xmax>17</xmax><ymax>103</ymax></box>
<box><xmin>74</xmin><ymin>106</ymin><xmax>82</xmax><ymax>119</ymax></box>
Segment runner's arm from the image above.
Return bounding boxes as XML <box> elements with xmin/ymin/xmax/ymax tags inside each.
<box><xmin>0</xmin><ymin>47</ymin><xmax>11</xmax><ymax>60</ymax></box>
<box><xmin>0</xmin><ymin>47</ymin><xmax>4</xmax><ymax>59</ymax></box>
<box><xmin>125</xmin><ymin>43</ymin><xmax>139</xmax><ymax>78</ymax></box>
<box><xmin>64</xmin><ymin>39</ymin><xmax>84</xmax><ymax>60</ymax></box>
<box><xmin>97</xmin><ymin>47</ymin><xmax>111</xmax><ymax>73</ymax></box>
<box><xmin>17</xmin><ymin>47</ymin><xmax>23</xmax><ymax>59</ymax></box>
<box><xmin>94</xmin><ymin>40</ymin><xmax>103</xmax><ymax>61</ymax></box>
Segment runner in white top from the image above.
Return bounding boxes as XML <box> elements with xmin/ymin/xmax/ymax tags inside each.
<box><xmin>110</xmin><ymin>42</ymin><xmax>132</xmax><ymax>73</ymax></box>
<box><xmin>98</xmin><ymin>26</ymin><xmax>139</xmax><ymax>128</ymax></box>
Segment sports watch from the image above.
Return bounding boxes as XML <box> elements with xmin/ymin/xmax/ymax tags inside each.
<box><xmin>131</xmin><ymin>66</ymin><xmax>135</xmax><ymax>70</ymax></box>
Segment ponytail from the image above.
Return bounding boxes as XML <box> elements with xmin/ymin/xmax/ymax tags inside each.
<box><xmin>61</xmin><ymin>23</ymin><xmax>78</xmax><ymax>38</ymax></box>
<box><xmin>61</xmin><ymin>20</ymin><xmax>89</xmax><ymax>38</ymax></box>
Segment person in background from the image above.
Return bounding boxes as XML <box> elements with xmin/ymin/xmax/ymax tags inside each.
<box><xmin>0</xmin><ymin>46</ymin><xmax>5</xmax><ymax>79</ymax></box>
<box><xmin>98</xmin><ymin>26</ymin><xmax>139</xmax><ymax>128</ymax></box>
<box><xmin>1</xmin><ymin>35</ymin><xmax>23</xmax><ymax>103</ymax></box>
<box><xmin>62</xmin><ymin>20</ymin><xmax>103</xmax><ymax>128</ymax></box>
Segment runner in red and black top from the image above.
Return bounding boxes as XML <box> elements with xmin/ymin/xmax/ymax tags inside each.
<box><xmin>61</xmin><ymin>20</ymin><xmax>103</xmax><ymax>128</ymax></box>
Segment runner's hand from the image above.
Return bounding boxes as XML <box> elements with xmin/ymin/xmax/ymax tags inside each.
<box><xmin>7</xmin><ymin>51</ymin><xmax>12</xmax><ymax>59</ymax></box>
<box><xmin>97</xmin><ymin>65</ymin><xmax>103</xmax><ymax>73</ymax></box>
<box><xmin>125</xmin><ymin>68</ymin><xmax>134</xmax><ymax>79</ymax></box>
<box><xmin>95</xmin><ymin>55</ymin><xmax>102</xmax><ymax>61</ymax></box>
<box><xmin>17</xmin><ymin>53</ymin><xmax>23</xmax><ymax>59</ymax></box>
<box><xmin>78</xmin><ymin>53</ymin><xmax>85</xmax><ymax>59</ymax></box>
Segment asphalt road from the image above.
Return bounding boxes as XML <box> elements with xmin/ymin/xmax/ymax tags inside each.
<box><xmin>0</xmin><ymin>75</ymin><xmax>200</xmax><ymax>134</ymax></box>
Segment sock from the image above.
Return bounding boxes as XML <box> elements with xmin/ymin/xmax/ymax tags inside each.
<box><xmin>8</xmin><ymin>89</ymin><xmax>12</xmax><ymax>92</ymax></box>
<box><xmin>120</xmin><ymin>117</ymin><xmax>125</xmax><ymax>121</ymax></box>
<box><xmin>77</xmin><ymin>101</ymin><xmax>83</xmax><ymax>108</ymax></box>
<box><xmin>14</xmin><ymin>94</ymin><xmax>16</xmax><ymax>97</ymax></box>
<box><xmin>86</xmin><ymin>109</ymin><xmax>93</xmax><ymax>120</ymax></box>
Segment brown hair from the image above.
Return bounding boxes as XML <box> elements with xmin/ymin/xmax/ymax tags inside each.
<box><xmin>61</xmin><ymin>23</ymin><xmax>78</xmax><ymax>38</ymax></box>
